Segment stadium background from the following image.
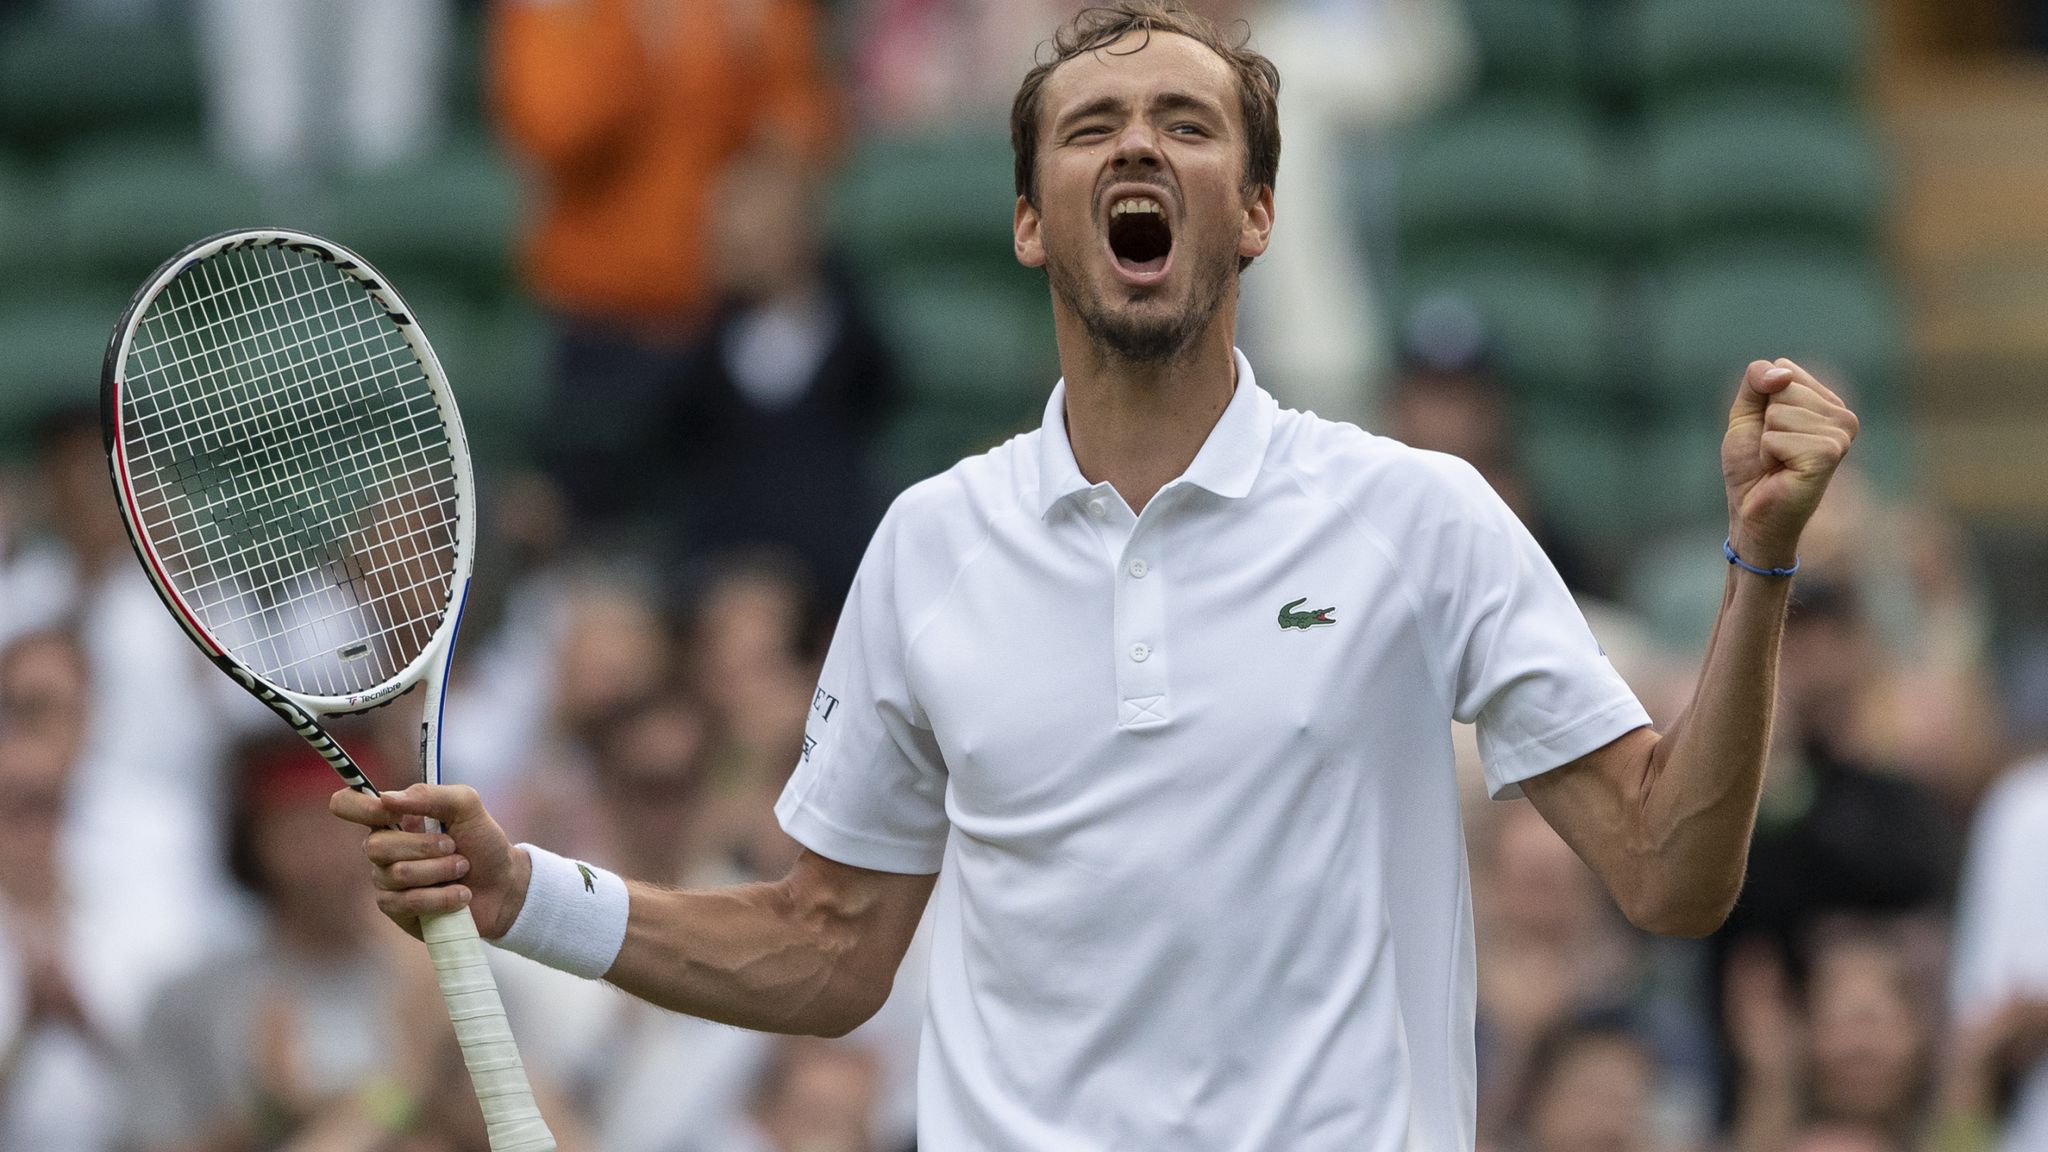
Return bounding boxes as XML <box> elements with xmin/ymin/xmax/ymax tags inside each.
<box><xmin>1</xmin><ymin>0</ymin><xmax>2046</xmax><ymax>1150</ymax></box>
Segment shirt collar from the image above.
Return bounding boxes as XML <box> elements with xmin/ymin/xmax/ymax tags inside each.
<box><xmin>1034</xmin><ymin>347</ymin><xmax>1276</xmax><ymax>519</ymax></box>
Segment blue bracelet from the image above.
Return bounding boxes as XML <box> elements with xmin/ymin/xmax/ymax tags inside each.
<box><xmin>1724</xmin><ymin>537</ymin><xmax>1799</xmax><ymax>578</ymax></box>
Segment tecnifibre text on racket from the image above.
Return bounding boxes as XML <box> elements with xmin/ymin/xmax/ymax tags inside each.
<box><xmin>100</xmin><ymin>228</ymin><xmax>553</xmax><ymax>1152</ymax></box>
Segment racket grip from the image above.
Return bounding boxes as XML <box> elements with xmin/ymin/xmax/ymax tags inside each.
<box><xmin>421</xmin><ymin>907</ymin><xmax>557</xmax><ymax>1152</ymax></box>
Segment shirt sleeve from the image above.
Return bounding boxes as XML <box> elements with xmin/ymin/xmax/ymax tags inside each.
<box><xmin>1427</xmin><ymin>459</ymin><xmax>1651</xmax><ymax>799</ymax></box>
<box><xmin>775</xmin><ymin>504</ymin><xmax>950</xmax><ymax>874</ymax></box>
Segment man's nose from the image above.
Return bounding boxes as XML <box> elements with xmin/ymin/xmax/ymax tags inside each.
<box><xmin>1111</xmin><ymin>123</ymin><xmax>1163</xmax><ymax>169</ymax></box>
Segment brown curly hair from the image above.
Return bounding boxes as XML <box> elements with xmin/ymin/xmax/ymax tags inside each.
<box><xmin>1010</xmin><ymin>1</ymin><xmax>1282</xmax><ymax>216</ymax></box>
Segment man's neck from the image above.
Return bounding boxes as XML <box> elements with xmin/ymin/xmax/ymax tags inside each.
<box><xmin>1056</xmin><ymin>318</ymin><xmax>1238</xmax><ymax>514</ymax></box>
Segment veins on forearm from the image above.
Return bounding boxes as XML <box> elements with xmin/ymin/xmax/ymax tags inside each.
<box><xmin>621</xmin><ymin>880</ymin><xmax>871</xmax><ymax>1037</ymax></box>
<box><xmin>1633</xmin><ymin>569</ymin><xmax>1789</xmax><ymax>902</ymax></box>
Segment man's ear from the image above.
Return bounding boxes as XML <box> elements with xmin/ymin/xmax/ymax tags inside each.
<box><xmin>1015</xmin><ymin>195</ymin><xmax>1046</xmax><ymax>268</ymax></box>
<box><xmin>1237</xmin><ymin>184</ymin><xmax>1274</xmax><ymax>262</ymax></box>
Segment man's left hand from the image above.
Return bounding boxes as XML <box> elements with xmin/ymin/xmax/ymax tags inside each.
<box><xmin>1721</xmin><ymin>358</ymin><xmax>1859</xmax><ymax>569</ymax></box>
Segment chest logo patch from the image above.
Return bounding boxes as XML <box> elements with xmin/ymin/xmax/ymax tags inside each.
<box><xmin>1278</xmin><ymin>597</ymin><xmax>1336</xmax><ymax>630</ymax></box>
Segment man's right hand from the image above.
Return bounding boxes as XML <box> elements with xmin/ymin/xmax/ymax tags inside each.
<box><xmin>330</xmin><ymin>784</ymin><xmax>531</xmax><ymax>940</ymax></box>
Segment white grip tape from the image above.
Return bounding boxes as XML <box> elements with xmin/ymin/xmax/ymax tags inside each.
<box><xmin>422</xmin><ymin>907</ymin><xmax>557</xmax><ymax>1152</ymax></box>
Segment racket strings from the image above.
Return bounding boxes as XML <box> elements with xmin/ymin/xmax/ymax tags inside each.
<box><xmin>203</xmin><ymin>514</ymin><xmax>456</xmax><ymax>662</ymax></box>
<box><xmin>136</xmin><ymin>397</ymin><xmax>444</xmax><ymax>582</ymax></box>
<box><xmin>143</xmin><ymin>244</ymin><xmax>458</xmax><ymax>690</ymax></box>
<box><xmin>118</xmin><ymin>241</ymin><xmax>459</xmax><ymax>697</ymax></box>
<box><xmin>126</xmin><ymin>241</ymin><xmax>352</xmax><ymax>340</ymax></box>
<box><xmin>177</xmin><ymin>244</ymin><xmax>458</xmax><ymax>683</ymax></box>
<box><xmin>126</xmin><ymin>249</ymin><xmax>393</xmax><ymax>557</ymax></box>
<box><xmin>127</xmin><ymin>311</ymin><xmax>417</xmax><ymax>466</ymax></box>
<box><xmin>124</xmin><ymin>247</ymin><xmax>445</xmax><ymax>686</ymax></box>
<box><xmin>182</xmin><ymin>505</ymin><xmax>453</xmax><ymax>635</ymax></box>
<box><xmin>128</xmin><ymin>266</ymin><xmax>370</xmax><ymax>373</ymax></box>
<box><xmin>125</xmin><ymin>257</ymin><xmax>419</xmax><ymax>472</ymax></box>
<box><xmin>150</xmin><ymin>449</ymin><xmax>446</xmax><ymax>597</ymax></box>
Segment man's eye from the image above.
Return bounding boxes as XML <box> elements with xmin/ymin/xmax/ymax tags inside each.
<box><xmin>1171</xmin><ymin>123</ymin><xmax>1205</xmax><ymax>135</ymax></box>
<box><xmin>1071</xmin><ymin>126</ymin><xmax>1109</xmax><ymax>140</ymax></box>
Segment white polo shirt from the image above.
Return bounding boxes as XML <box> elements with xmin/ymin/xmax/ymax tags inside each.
<box><xmin>776</xmin><ymin>350</ymin><xmax>1650</xmax><ymax>1151</ymax></box>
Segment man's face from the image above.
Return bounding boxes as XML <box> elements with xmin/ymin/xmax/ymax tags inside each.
<box><xmin>1015</xmin><ymin>30</ymin><xmax>1272</xmax><ymax>363</ymax></box>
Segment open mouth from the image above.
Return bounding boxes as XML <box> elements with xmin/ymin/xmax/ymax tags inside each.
<box><xmin>1107</xmin><ymin>195</ymin><xmax>1173</xmax><ymax>279</ymax></box>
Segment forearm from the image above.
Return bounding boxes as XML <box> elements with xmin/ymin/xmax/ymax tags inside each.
<box><xmin>1525</xmin><ymin>359</ymin><xmax>1852</xmax><ymax>936</ymax></box>
<box><xmin>591</xmin><ymin>853</ymin><xmax>936</xmax><ymax>1038</ymax></box>
<box><xmin>1634</xmin><ymin>561</ymin><xmax>1793</xmax><ymax>931</ymax></box>
<box><xmin>604</xmin><ymin>880</ymin><xmax>874</xmax><ymax>1037</ymax></box>
<box><xmin>351</xmin><ymin>787</ymin><xmax>933</xmax><ymax>1038</ymax></box>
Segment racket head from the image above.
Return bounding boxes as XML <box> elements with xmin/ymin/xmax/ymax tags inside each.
<box><xmin>101</xmin><ymin>228</ymin><xmax>476</xmax><ymax>717</ymax></box>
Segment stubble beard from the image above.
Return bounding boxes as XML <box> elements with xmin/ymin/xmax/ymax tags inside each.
<box><xmin>1046</xmin><ymin>235</ymin><xmax>1235</xmax><ymax>366</ymax></box>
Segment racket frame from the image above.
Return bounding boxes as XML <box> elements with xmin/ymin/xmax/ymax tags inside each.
<box><xmin>102</xmin><ymin>227</ymin><xmax>474</xmax><ymax>729</ymax></box>
<box><xmin>100</xmin><ymin>228</ymin><xmax>554</xmax><ymax>1152</ymax></box>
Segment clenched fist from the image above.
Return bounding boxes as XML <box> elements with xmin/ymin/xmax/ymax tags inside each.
<box><xmin>1722</xmin><ymin>358</ymin><xmax>1860</xmax><ymax>570</ymax></box>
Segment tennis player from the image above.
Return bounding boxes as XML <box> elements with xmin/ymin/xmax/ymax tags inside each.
<box><xmin>333</xmin><ymin>3</ymin><xmax>1859</xmax><ymax>1147</ymax></box>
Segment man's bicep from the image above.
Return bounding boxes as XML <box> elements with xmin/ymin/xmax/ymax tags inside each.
<box><xmin>1517</xmin><ymin>725</ymin><xmax>1660</xmax><ymax>905</ymax></box>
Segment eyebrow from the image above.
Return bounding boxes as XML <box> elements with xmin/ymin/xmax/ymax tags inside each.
<box><xmin>1151</xmin><ymin>91</ymin><xmax>1226</xmax><ymax>121</ymax></box>
<box><xmin>1051</xmin><ymin>90</ymin><xmax>1228</xmax><ymax>135</ymax></box>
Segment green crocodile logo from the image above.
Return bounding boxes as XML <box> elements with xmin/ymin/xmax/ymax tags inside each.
<box><xmin>1278</xmin><ymin>597</ymin><xmax>1336</xmax><ymax>630</ymax></box>
<box><xmin>576</xmin><ymin>863</ymin><xmax>596</xmax><ymax>894</ymax></box>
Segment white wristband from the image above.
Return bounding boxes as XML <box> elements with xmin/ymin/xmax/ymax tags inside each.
<box><xmin>492</xmin><ymin>844</ymin><xmax>629</xmax><ymax>980</ymax></box>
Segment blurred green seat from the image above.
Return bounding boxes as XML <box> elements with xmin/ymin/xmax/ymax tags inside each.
<box><xmin>395</xmin><ymin>286</ymin><xmax>485</xmax><ymax>392</ymax></box>
<box><xmin>1399</xmin><ymin>244</ymin><xmax>1616</xmax><ymax>401</ymax></box>
<box><xmin>870</xmin><ymin>399</ymin><xmax>1037</xmax><ymax>498</ymax></box>
<box><xmin>1464</xmin><ymin>0</ymin><xmax>1586</xmax><ymax>94</ymax></box>
<box><xmin>868</xmin><ymin>268</ymin><xmax>1055</xmax><ymax>408</ymax></box>
<box><xmin>863</xmin><ymin>265</ymin><xmax>1052</xmax><ymax>494</ymax></box>
<box><xmin>0</xmin><ymin>291</ymin><xmax>125</xmax><ymax>452</ymax></box>
<box><xmin>1514</xmin><ymin>411</ymin><xmax>1726</xmax><ymax>546</ymax></box>
<box><xmin>1623</xmin><ymin>524</ymin><xmax>1745</xmax><ymax>651</ymax></box>
<box><xmin>1642</xmin><ymin>94</ymin><xmax>1886</xmax><ymax>251</ymax></box>
<box><xmin>1644</xmin><ymin>244</ymin><xmax>1903</xmax><ymax>427</ymax></box>
<box><xmin>51</xmin><ymin>137</ymin><xmax>266</xmax><ymax>284</ymax></box>
<box><xmin>0</xmin><ymin>14</ymin><xmax>202</xmax><ymax>155</ymax></box>
<box><xmin>1630</xmin><ymin>0</ymin><xmax>1866</xmax><ymax>100</ymax></box>
<box><xmin>1633</xmin><ymin>420</ymin><xmax>1734</xmax><ymax>528</ymax></box>
<box><xmin>1397</xmin><ymin>97</ymin><xmax>1615</xmax><ymax>252</ymax></box>
<box><xmin>830</xmin><ymin>133</ymin><xmax>1020</xmax><ymax>277</ymax></box>
<box><xmin>445</xmin><ymin>3</ymin><xmax>490</xmax><ymax>130</ymax></box>
<box><xmin>394</xmin><ymin>289</ymin><xmax>547</xmax><ymax>465</ymax></box>
<box><xmin>331</xmin><ymin>134</ymin><xmax>525</xmax><ymax>301</ymax></box>
<box><xmin>463</xmin><ymin>303</ymin><xmax>550</xmax><ymax>465</ymax></box>
<box><xmin>1513</xmin><ymin>408</ymin><xmax>1638</xmax><ymax>548</ymax></box>
<box><xmin>0</xmin><ymin>157</ymin><xmax>43</xmax><ymax>280</ymax></box>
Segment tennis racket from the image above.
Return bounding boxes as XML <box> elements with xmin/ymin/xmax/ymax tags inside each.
<box><xmin>100</xmin><ymin>228</ymin><xmax>554</xmax><ymax>1152</ymax></box>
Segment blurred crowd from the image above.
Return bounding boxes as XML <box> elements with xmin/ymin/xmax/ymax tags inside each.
<box><xmin>2</xmin><ymin>1</ymin><xmax>2047</xmax><ymax>1151</ymax></box>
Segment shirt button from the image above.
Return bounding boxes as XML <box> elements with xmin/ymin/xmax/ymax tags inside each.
<box><xmin>1128</xmin><ymin>558</ymin><xmax>1149</xmax><ymax>578</ymax></box>
<box><xmin>1130</xmin><ymin>643</ymin><xmax>1151</xmax><ymax>663</ymax></box>
<box><xmin>1086</xmin><ymin>498</ymin><xmax>1107</xmax><ymax>518</ymax></box>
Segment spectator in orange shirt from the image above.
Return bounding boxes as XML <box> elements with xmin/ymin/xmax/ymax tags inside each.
<box><xmin>491</xmin><ymin>0</ymin><xmax>835</xmax><ymax>530</ymax></box>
